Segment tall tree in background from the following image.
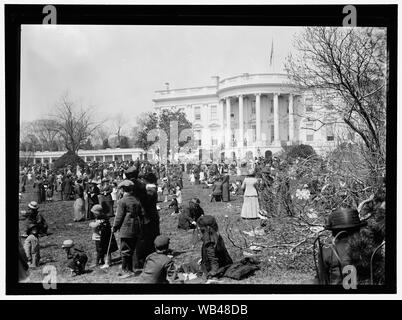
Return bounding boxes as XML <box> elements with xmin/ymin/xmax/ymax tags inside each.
<box><xmin>52</xmin><ymin>94</ymin><xmax>102</xmax><ymax>154</ymax></box>
<box><xmin>286</xmin><ymin>27</ymin><xmax>387</xmax><ymax>176</ymax></box>
<box><xmin>134</xmin><ymin>109</ymin><xmax>192</xmax><ymax>153</ymax></box>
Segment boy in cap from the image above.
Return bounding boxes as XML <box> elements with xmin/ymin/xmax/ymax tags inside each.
<box><xmin>62</xmin><ymin>239</ymin><xmax>88</xmax><ymax>276</ymax></box>
<box><xmin>137</xmin><ymin>235</ymin><xmax>175</xmax><ymax>283</ymax></box>
<box><xmin>23</xmin><ymin>224</ymin><xmax>40</xmax><ymax>267</ymax></box>
<box><xmin>24</xmin><ymin>201</ymin><xmax>48</xmax><ymax>236</ymax></box>
<box><xmin>88</xmin><ymin>204</ymin><xmax>118</xmax><ymax>268</ymax></box>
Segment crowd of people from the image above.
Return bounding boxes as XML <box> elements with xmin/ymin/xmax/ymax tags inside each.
<box><xmin>18</xmin><ymin>154</ymin><xmax>385</xmax><ymax>285</ymax></box>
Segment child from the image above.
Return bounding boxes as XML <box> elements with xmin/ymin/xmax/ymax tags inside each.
<box><xmin>62</xmin><ymin>239</ymin><xmax>88</xmax><ymax>276</ymax></box>
<box><xmin>168</xmin><ymin>196</ymin><xmax>180</xmax><ymax>216</ymax></box>
<box><xmin>23</xmin><ymin>224</ymin><xmax>40</xmax><ymax>267</ymax></box>
<box><xmin>175</xmin><ymin>186</ymin><xmax>182</xmax><ymax>207</ymax></box>
<box><xmin>45</xmin><ymin>184</ymin><xmax>53</xmax><ymax>202</ymax></box>
<box><xmin>162</xmin><ymin>177</ymin><xmax>169</xmax><ymax>202</ymax></box>
<box><xmin>137</xmin><ymin>235</ymin><xmax>175</xmax><ymax>284</ymax></box>
<box><xmin>88</xmin><ymin>204</ymin><xmax>118</xmax><ymax>268</ymax></box>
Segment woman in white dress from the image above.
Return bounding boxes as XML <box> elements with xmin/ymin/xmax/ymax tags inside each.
<box><xmin>240</xmin><ymin>171</ymin><xmax>260</xmax><ymax>219</ymax></box>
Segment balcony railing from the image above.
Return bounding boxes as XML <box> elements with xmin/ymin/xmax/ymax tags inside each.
<box><xmin>218</xmin><ymin>73</ymin><xmax>292</xmax><ymax>91</ymax></box>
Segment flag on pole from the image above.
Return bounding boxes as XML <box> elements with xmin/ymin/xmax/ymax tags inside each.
<box><xmin>269</xmin><ymin>38</ymin><xmax>274</xmax><ymax>70</ymax></box>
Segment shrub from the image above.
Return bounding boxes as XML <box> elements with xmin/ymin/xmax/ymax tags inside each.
<box><xmin>284</xmin><ymin>144</ymin><xmax>316</xmax><ymax>160</ymax></box>
<box><xmin>52</xmin><ymin>151</ymin><xmax>86</xmax><ymax>170</ymax></box>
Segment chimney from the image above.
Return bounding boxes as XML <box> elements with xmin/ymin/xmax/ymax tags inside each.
<box><xmin>165</xmin><ymin>82</ymin><xmax>170</xmax><ymax>91</ymax></box>
<box><xmin>211</xmin><ymin>76</ymin><xmax>220</xmax><ymax>87</ymax></box>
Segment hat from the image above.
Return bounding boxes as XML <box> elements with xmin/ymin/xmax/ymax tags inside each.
<box><xmin>62</xmin><ymin>239</ymin><xmax>74</xmax><ymax>248</ymax></box>
<box><xmin>325</xmin><ymin>208</ymin><xmax>367</xmax><ymax>231</ymax></box>
<box><xmin>154</xmin><ymin>235</ymin><xmax>170</xmax><ymax>251</ymax></box>
<box><xmin>91</xmin><ymin>204</ymin><xmax>104</xmax><ymax>217</ymax></box>
<box><xmin>118</xmin><ymin>180</ymin><xmax>134</xmax><ymax>188</ymax></box>
<box><xmin>197</xmin><ymin>215</ymin><xmax>218</xmax><ymax>232</ymax></box>
<box><xmin>125</xmin><ymin>166</ymin><xmax>138</xmax><ymax>179</ymax></box>
<box><xmin>28</xmin><ymin>201</ymin><xmax>39</xmax><ymax>210</ymax></box>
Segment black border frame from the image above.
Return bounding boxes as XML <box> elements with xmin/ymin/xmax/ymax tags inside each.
<box><xmin>5</xmin><ymin>4</ymin><xmax>397</xmax><ymax>295</ymax></box>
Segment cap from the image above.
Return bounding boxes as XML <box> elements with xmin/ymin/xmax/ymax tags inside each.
<box><xmin>154</xmin><ymin>235</ymin><xmax>170</xmax><ymax>251</ymax></box>
<box><xmin>62</xmin><ymin>239</ymin><xmax>74</xmax><ymax>248</ymax></box>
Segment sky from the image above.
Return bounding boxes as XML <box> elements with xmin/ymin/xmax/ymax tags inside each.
<box><xmin>20</xmin><ymin>25</ymin><xmax>302</xmax><ymax>127</ymax></box>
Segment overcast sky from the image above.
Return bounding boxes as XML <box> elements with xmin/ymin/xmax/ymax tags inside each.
<box><xmin>20</xmin><ymin>25</ymin><xmax>302</xmax><ymax>126</ymax></box>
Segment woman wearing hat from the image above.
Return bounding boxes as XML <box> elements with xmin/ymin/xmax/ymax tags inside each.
<box><xmin>99</xmin><ymin>178</ymin><xmax>114</xmax><ymax>217</ymax></box>
<box><xmin>33</xmin><ymin>175</ymin><xmax>45</xmax><ymax>204</ymax></box>
<box><xmin>316</xmin><ymin>207</ymin><xmax>367</xmax><ymax>285</ymax></box>
<box><xmin>196</xmin><ymin>215</ymin><xmax>233</xmax><ymax>278</ymax></box>
<box><xmin>240</xmin><ymin>169</ymin><xmax>260</xmax><ymax>219</ymax></box>
<box><xmin>86</xmin><ymin>181</ymin><xmax>100</xmax><ymax>220</ymax></box>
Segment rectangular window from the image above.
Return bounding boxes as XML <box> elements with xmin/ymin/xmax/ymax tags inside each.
<box><xmin>194</xmin><ymin>106</ymin><xmax>201</xmax><ymax>120</ymax></box>
<box><xmin>210</xmin><ymin>105</ymin><xmax>217</xmax><ymax>120</ymax></box>
<box><xmin>306</xmin><ymin>121</ymin><xmax>314</xmax><ymax>129</ymax></box>
<box><xmin>306</xmin><ymin>134</ymin><xmax>314</xmax><ymax>141</ymax></box>
<box><xmin>305</xmin><ymin>98</ymin><xmax>313</xmax><ymax>112</ymax></box>
<box><xmin>251</xmin><ymin>124</ymin><xmax>256</xmax><ymax>142</ymax></box>
<box><xmin>326</xmin><ymin>123</ymin><xmax>335</xmax><ymax>141</ymax></box>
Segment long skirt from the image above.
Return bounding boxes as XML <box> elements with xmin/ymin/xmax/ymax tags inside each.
<box><xmin>73</xmin><ymin>198</ymin><xmax>85</xmax><ymax>221</ymax></box>
<box><xmin>241</xmin><ymin>196</ymin><xmax>260</xmax><ymax>219</ymax></box>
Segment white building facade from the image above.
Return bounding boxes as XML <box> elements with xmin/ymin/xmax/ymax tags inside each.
<box><xmin>153</xmin><ymin>73</ymin><xmax>346</xmax><ymax>162</ymax></box>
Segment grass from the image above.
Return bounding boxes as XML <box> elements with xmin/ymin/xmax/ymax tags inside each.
<box><xmin>19</xmin><ymin>175</ymin><xmax>315</xmax><ymax>284</ymax></box>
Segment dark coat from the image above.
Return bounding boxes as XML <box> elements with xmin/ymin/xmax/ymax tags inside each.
<box><xmin>113</xmin><ymin>193</ymin><xmax>144</xmax><ymax>239</ymax></box>
<box><xmin>212</xmin><ymin>181</ymin><xmax>223</xmax><ymax>196</ymax></box>
<box><xmin>62</xmin><ymin>177</ymin><xmax>73</xmax><ymax>198</ymax></box>
<box><xmin>138</xmin><ymin>252</ymin><xmax>174</xmax><ymax>283</ymax></box>
<box><xmin>201</xmin><ymin>235</ymin><xmax>233</xmax><ymax>276</ymax></box>
<box><xmin>317</xmin><ymin>237</ymin><xmax>351</xmax><ymax>285</ymax></box>
<box><xmin>178</xmin><ymin>204</ymin><xmax>204</xmax><ymax>230</ymax></box>
<box><xmin>222</xmin><ymin>175</ymin><xmax>230</xmax><ymax>202</ymax></box>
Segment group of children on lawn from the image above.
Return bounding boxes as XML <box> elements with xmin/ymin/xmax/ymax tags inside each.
<box><xmin>21</xmin><ymin>191</ymin><xmax>221</xmax><ymax>283</ymax></box>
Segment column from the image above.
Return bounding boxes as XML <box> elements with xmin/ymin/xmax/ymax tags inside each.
<box><xmin>273</xmin><ymin>93</ymin><xmax>279</xmax><ymax>142</ymax></box>
<box><xmin>288</xmin><ymin>94</ymin><xmax>294</xmax><ymax>142</ymax></box>
<box><xmin>122</xmin><ymin>154</ymin><xmax>125</xmax><ymax>161</ymax></box>
<box><xmin>102</xmin><ymin>155</ymin><xmax>106</xmax><ymax>162</ymax></box>
<box><xmin>84</xmin><ymin>156</ymin><xmax>87</xmax><ymax>162</ymax></box>
<box><xmin>238</xmin><ymin>94</ymin><xmax>244</xmax><ymax>149</ymax></box>
<box><xmin>225</xmin><ymin>97</ymin><xmax>231</xmax><ymax>150</ymax></box>
<box><xmin>41</xmin><ymin>157</ymin><xmax>44</xmax><ymax>164</ymax></box>
<box><xmin>256</xmin><ymin>93</ymin><xmax>261</xmax><ymax>143</ymax></box>
<box><xmin>113</xmin><ymin>155</ymin><xmax>116</xmax><ymax>161</ymax></box>
<box><xmin>219</xmin><ymin>99</ymin><xmax>225</xmax><ymax>145</ymax></box>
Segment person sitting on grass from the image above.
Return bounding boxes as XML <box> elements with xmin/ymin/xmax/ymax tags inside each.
<box><xmin>23</xmin><ymin>201</ymin><xmax>48</xmax><ymax>237</ymax></box>
<box><xmin>62</xmin><ymin>239</ymin><xmax>88</xmax><ymax>276</ymax></box>
<box><xmin>168</xmin><ymin>196</ymin><xmax>180</xmax><ymax>216</ymax></box>
<box><xmin>88</xmin><ymin>204</ymin><xmax>118</xmax><ymax>268</ymax></box>
<box><xmin>23</xmin><ymin>224</ymin><xmax>40</xmax><ymax>268</ymax></box>
<box><xmin>137</xmin><ymin>235</ymin><xmax>175</xmax><ymax>284</ymax></box>
<box><xmin>178</xmin><ymin>198</ymin><xmax>204</xmax><ymax>231</ymax></box>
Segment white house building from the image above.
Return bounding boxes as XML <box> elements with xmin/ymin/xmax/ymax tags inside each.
<box><xmin>153</xmin><ymin>72</ymin><xmax>348</xmax><ymax>162</ymax></box>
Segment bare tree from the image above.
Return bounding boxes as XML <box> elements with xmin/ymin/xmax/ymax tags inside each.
<box><xmin>112</xmin><ymin>114</ymin><xmax>129</xmax><ymax>146</ymax></box>
<box><xmin>30</xmin><ymin>119</ymin><xmax>60</xmax><ymax>151</ymax></box>
<box><xmin>286</xmin><ymin>27</ymin><xmax>387</xmax><ymax>173</ymax></box>
<box><xmin>52</xmin><ymin>94</ymin><xmax>102</xmax><ymax>154</ymax></box>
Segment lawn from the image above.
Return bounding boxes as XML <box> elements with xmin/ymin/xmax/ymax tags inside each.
<box><xmin>18</xmin><ymin>174</ymin><xmax>316</xmax><ymax>284</ymax></box>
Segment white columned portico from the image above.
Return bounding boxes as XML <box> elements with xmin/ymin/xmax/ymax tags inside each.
<box><xmin>255</xmin><ymin>93</ymin><xmax>261</xmax><ymax>143</ymax></box>
<box><xmin>225</xmin><ymin>97</ymin><xmax>231</xmax><ymax>152</ymax></box>
<box><xmin>103</xmin><ymin>155</ymin><xmax>106</xmax><ymax>162</ymax></box>
<box><xmin>288</xmin><ymin>94</ymin><xmax>294</xmax><ymax>142</ymax></box>
<box><xmin>238</xmin><ymin>94</ymin><xmax>244</xmax><ymax>150</ymax></box>
<box><xmin>273</xmin><ymin>93</ymin><xmax>279</xmax><ymax>142</ymax></box>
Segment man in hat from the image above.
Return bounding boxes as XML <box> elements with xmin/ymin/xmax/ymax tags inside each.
<box><xmin>24</xmin><ymin>201</ymin><xmax>48</xmax><ymax>236</ymax></box>
<box><xmin>86</xmin><ymin>180</ymin><xmax>100</xmax><ymax>220</ymax></box>
<box><xmin>112</xmin><ymin>180</ymin><xmax>145</xmax><ymax>277</ymax></box>
<box><xmin>316</xmin><ymin>207</ymin><xmax>368</xmax><ymax>285</ymax></box>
